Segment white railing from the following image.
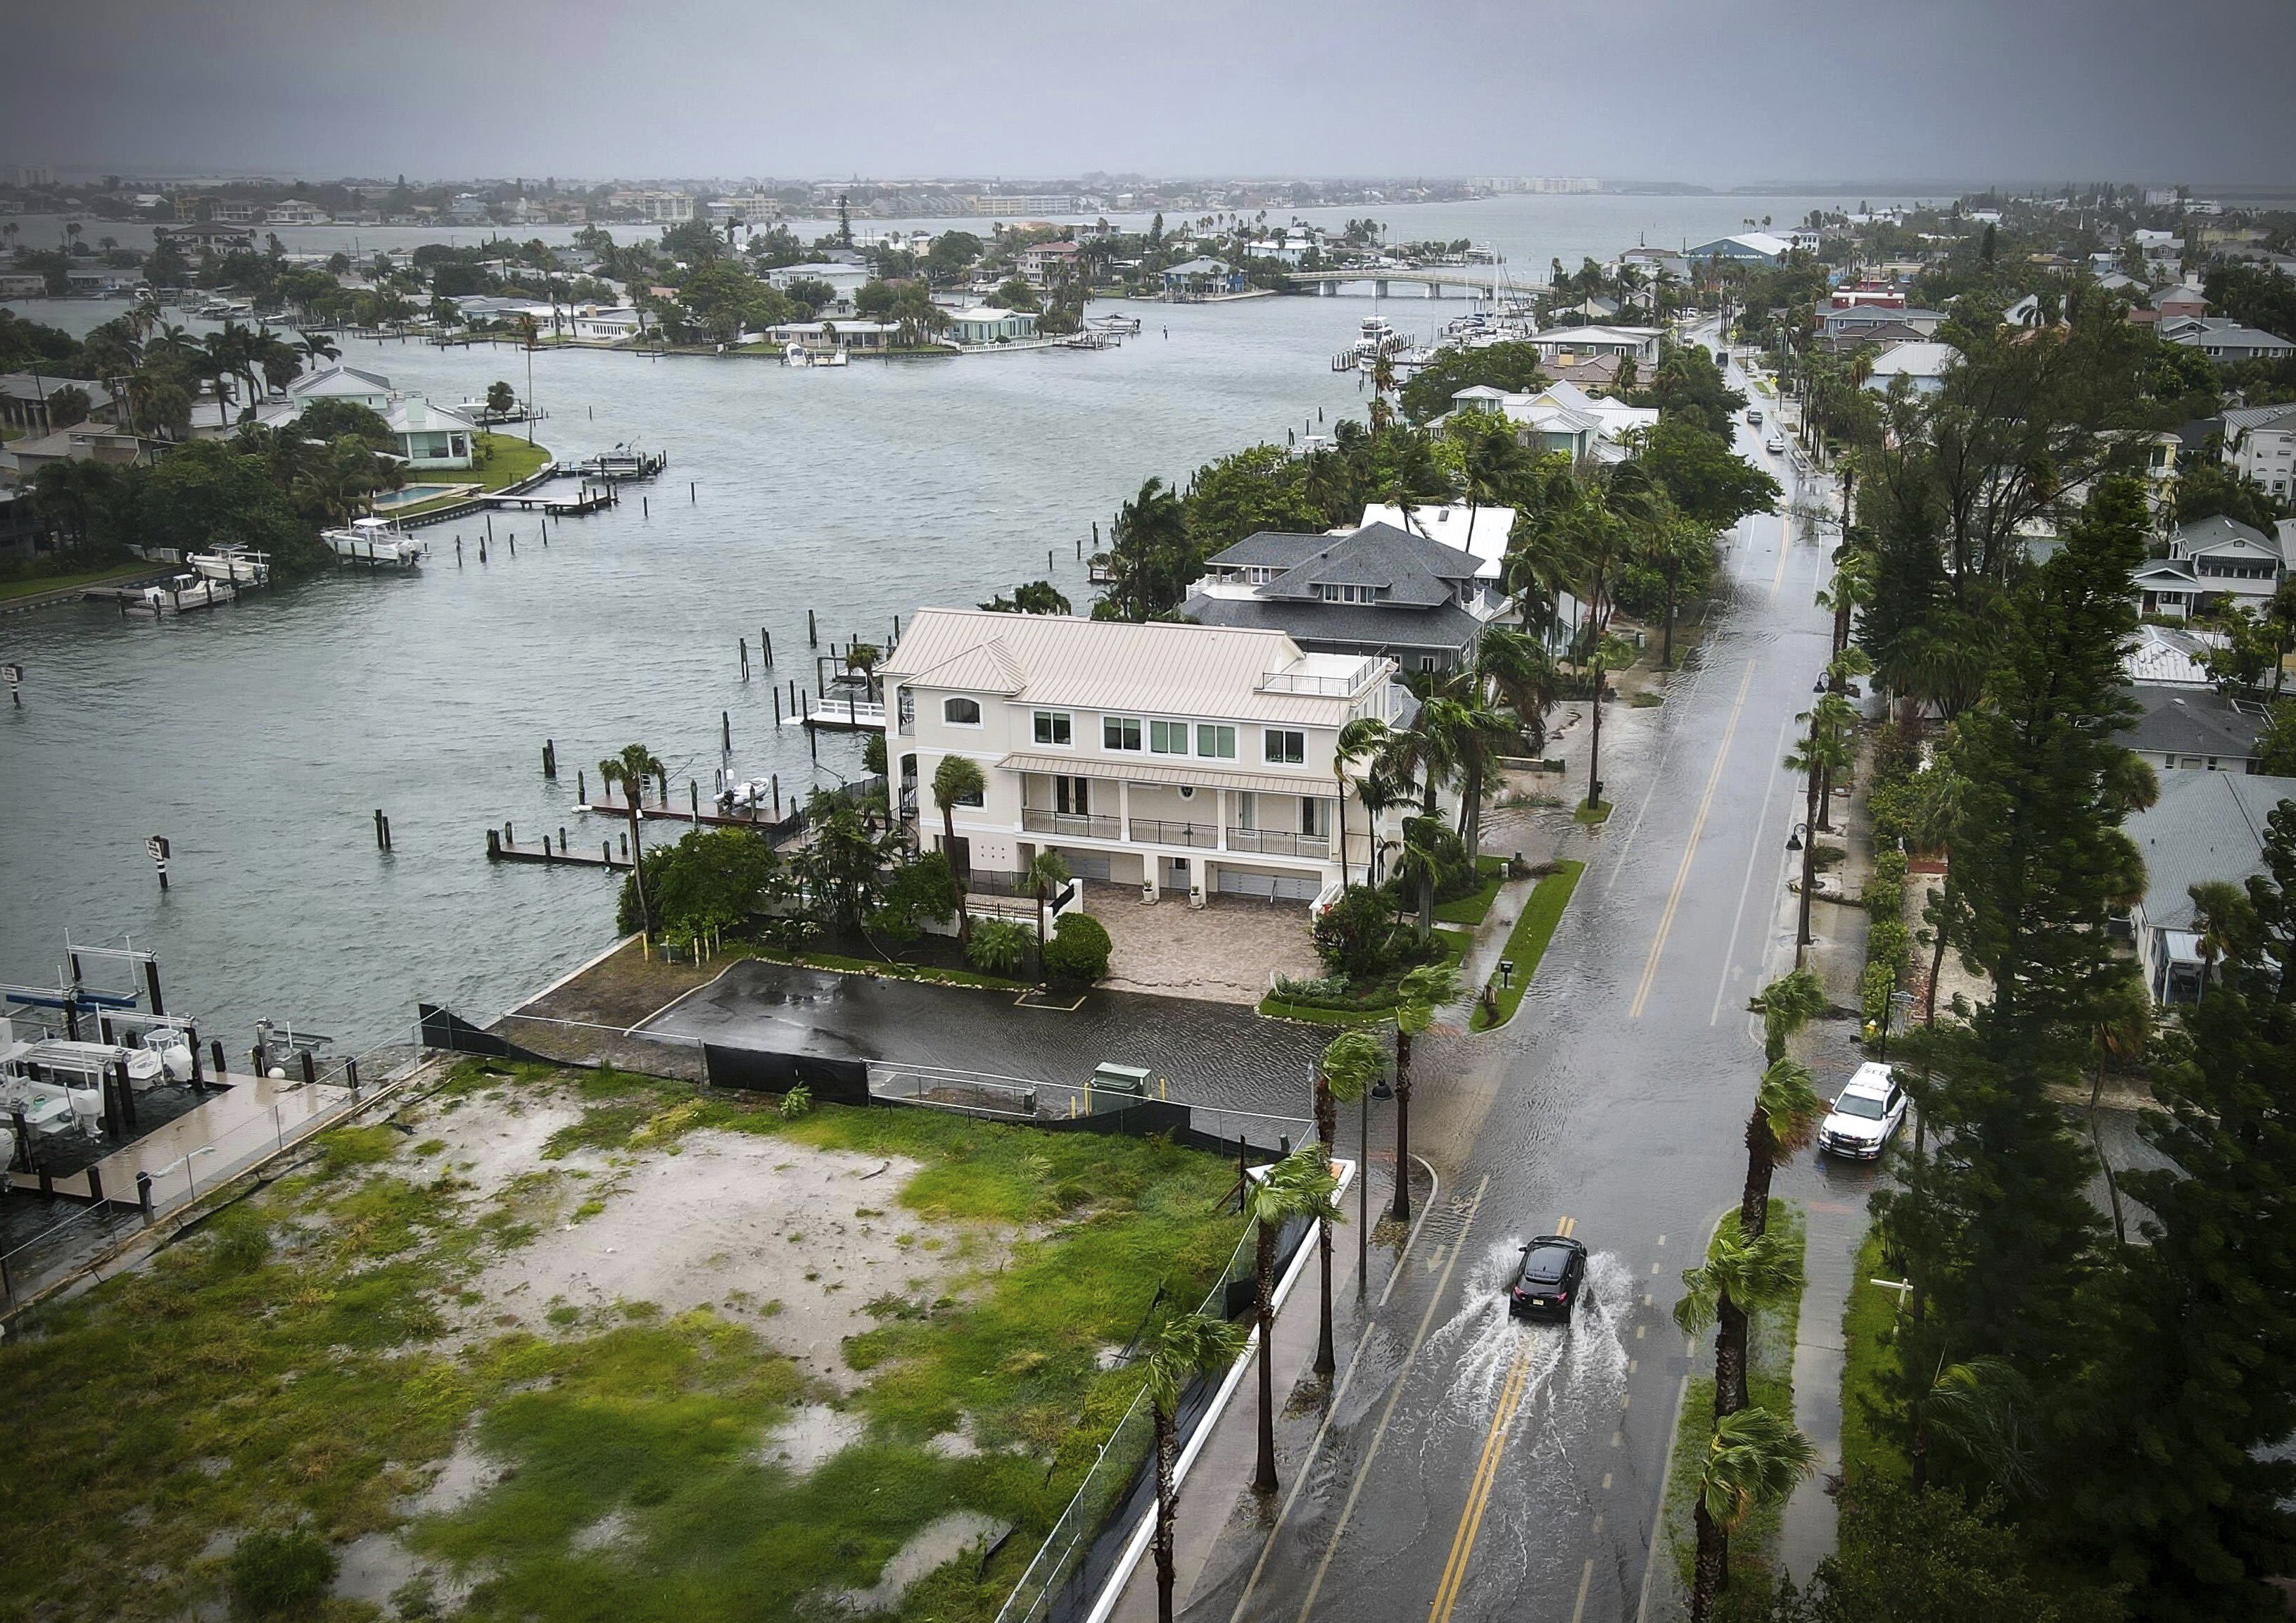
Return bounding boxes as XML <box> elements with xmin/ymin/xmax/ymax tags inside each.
<box><xmin>1257</xmin><ymin>656</ymin><xmax>1381</xmax><ymax>697</ymax></box>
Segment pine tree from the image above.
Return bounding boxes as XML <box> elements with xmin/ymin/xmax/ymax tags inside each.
<box><xmin>2046</xmin><ymin>804</ymin><xmax>2296</xmax><ymax>1620</ymax></box>
<box><xmin>1877</xmin><ymin>476</ymin><xmax>2152</xmax><ymax>1388</ymax></box>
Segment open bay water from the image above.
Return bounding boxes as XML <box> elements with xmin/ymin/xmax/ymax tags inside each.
<box><xmin>0</xmin><ymin>193</ymin><xmax>1843</xmax><ymax>1049</ymax></box>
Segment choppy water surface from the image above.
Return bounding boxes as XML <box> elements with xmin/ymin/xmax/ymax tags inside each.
<box><xmin>0</xmin><ymin>194</ymin><xmax>1842</xmax><ymax>1049</ymax></box>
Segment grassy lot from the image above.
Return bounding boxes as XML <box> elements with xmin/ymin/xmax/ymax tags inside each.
<box><xmin>0</xmin><ymin>560</ymin><xmax>156</xmax><ymax>602</ymax></box>
<box><xmin>1433</xmin><ymin>857</ymin><xmax>1506</xmax><ymax>927</ymax></box>
<box><xmin>1469</xmin><ymin>860</ymin><xmax>1585</xmax><ymax>1031</ymax></box>
<box><xmin>1661</xmin><ymin>1202</ymin><xmax>1807</xmax><ymax>1613</ymax></box>
<box><xmin>1838</xmin><ymin>1227</ymin><xmax>1908</xmax><ymax>1484</ymax></box>
<box><xmin>470</xmin><ymin>432</ymin><xmax>552</xmax><ymax>488</ymax></box>
<box><xmin>0</xmin><ymin>1063</ymin><xmax>1245</xmax><ymax>1623</ymax></box>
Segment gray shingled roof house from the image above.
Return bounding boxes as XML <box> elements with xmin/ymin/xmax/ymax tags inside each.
<box><xmin>2126</xmin><ymin>772</ymin><xmax>2296</xmax><ymax>1003</ymax></box>
<box><xmin>2124</xmin><ymin>685</ymin><xmax>2267</xmax><ymax>774</ymax></box>
<box><xmin>1184</xmin><ymin>522</ymin><xmax>1498</xmax><ymax>672</ymax></box>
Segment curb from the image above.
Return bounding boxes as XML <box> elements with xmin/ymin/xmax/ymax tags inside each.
<box><xmin>1082</xmin><ymin>1159</ymin><xmax>1357</xmax><ymax>1623</ymax></box>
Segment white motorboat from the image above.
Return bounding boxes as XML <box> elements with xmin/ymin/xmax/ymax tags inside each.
<box><xmin>323</xmin><ymin>517</ymin><xmax>430</xmax><ymax>569</ymax></box>
<box><xmin>188</xmin><ymin>545</ymin><xmax>270</xmax><ymax>586</ymax></box>
<box><xmin>1352</xmin><ymin>315</ymin><xmax>1400</xmax><ymax>364</ymax></box>
<box><xmin>126</xmin><ymin>574</ymin><xmax>237</xmax><ymax>615</ymax></box>
<box><xmin>783</xmin><ymin>343</ymin><xmax>849</xmax><ymax>367</ymax></box>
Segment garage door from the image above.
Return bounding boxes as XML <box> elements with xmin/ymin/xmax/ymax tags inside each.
<box><xmin>1216</xmin><ymin>869</ymin><xmax>1321</xmax><ymax>902</ymax></box>
<box><xmin>1055</xmin><ymin>850</ymin><xmax>1113</xmax><ymax>881</ymax></box>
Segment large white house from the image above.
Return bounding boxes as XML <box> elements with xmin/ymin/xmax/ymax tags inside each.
<box><xmin>2223</xmin><ymin>402</ymin><xmax>2296</xmax><ymax>502</ymax></box>
<box><xmin>2133</xmin><ymin>514</ymin><xmax>2288</xmax><ymax>621</ymax></box>
<box><xmin>880</xmin><ymin>609</ymin><xmax>1408</xmax><ymax>905</ymax></box>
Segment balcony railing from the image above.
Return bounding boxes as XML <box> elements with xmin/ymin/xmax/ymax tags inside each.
<box><xmin>1223</xmin><ymin>826</ymin><xmax>1330</xmax><ymax>858</ymax></box>
<box><xmin>1257</xmin><ymin>655</ymin><xmax>1381</xmax><ymax>697</ymax></box>
<box><xmin>1129</xmin><ymin>817</ymin><xmax>1221</xmax><ymax>849</ymax></box>
<box><xmin>1022</xmin><ymin>808</ymin><xmax>1120</xmax><ymax>841</ymax></box>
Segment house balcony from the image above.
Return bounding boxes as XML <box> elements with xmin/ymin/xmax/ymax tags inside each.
<box><xmin>1222</xmin><ymin>826</ymin><xmax>1331</xmax><ymax>859</ymax></box>
<box><xmin>1129</xmin><ymin>816</ymin><xmax>1221</xmax><ymax>849</ymax></box>
<box><xmin>1021</xmin><ymin>807</ymin><xmax>1120</xmax><ymax>841</ymax></box>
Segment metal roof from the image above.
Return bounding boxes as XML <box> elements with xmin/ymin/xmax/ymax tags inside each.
<box><xmin>882</xmin><ymin>607</ymin><xmax>1374</xmax><ymax>724</ymax></box>
<box><xmin>2128</xmin><ymin>772</ymin><xmax>2296</xmax><ymax>933</ymax></box>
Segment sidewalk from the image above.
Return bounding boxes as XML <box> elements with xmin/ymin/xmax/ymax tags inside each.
<box><xmin>1105</xmin><ymin>1155</ymin><xmax>1413</xmax><ymax>1623</ymax></box>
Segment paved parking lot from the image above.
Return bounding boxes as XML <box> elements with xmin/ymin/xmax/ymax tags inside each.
<box><xmin>1080</xmin><ymin>882</ymin><xmax>1323</xmax><ymax>1005</ymax></box>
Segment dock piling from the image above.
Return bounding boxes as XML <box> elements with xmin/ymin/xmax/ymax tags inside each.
<box><xmin>740</xmin><ymin>638</ymin><xmax>749</xmax><ymax>679</ymax></box>
<box><xmin>487</xmin><ymin>828</ymin><xmax>502</xmax><ymax>859</ymax></box>
<box><xmin>690</xmin><ymin>781</ymin><xmax>699</xmax><ymax>821</ymax></box>
<box><xmin>578</xmin><ymin>767</ymin><xmax>588</xmax><ymax>804</ymax></box>
<box><xmin>210</xmin><ymin>1040</ymin><xmax>226</xmax><ymax>1079</ymax></box>
<box><xmin>722</xmin><ymin>709</ymin><xmax>731</xmax><ymax>752</ymax></box>
<box><xmin>543</xmin><ymin>739</ymin><xmax>557</xmax><ymax>778</ymax></box>
<box><xmin>807</xmin><ymin>610</ymin><xmax>817</xmax><ymax>647</ymax></box>
<box><xmin>374</xmin><ymin>809</ymin><xmax>390</xmax><ymax>851</ymax></box>
<box><xmin>508</xmin><ymin>531</ymin><xmax>516</xmax><ymax>557</ymax></box>
<box><xmin>456</xmin><ymin>536</ymin><xmax>464</xmax><ymax>566</ymax></box>
<box><xmin>137</xmin><ymin>1170</ymin><xmax>154</xmax><ymax>1224</ymax></box>
<box><xmin>773</xmin><ymin>689</ymin><xmax>782</xmax><ymax>725</ymax></box>
<box><xmin>690</xmin><ymin>481</ymin><xmax>696</xmax><ymax>503</ymax></box>
<box><xmin>560</xmin><ymin>826</ymin><xmax>568</xmax><ymax>849</ymax></box>
<box><xmin>771</xmin><ymin>774</ymin><xmax>780</xmax><ymax>816</ymax></box>
<box><xmin>763</xmin><ymin>628</ymin><xmax>773</xmax><ymax>666</ymax></box>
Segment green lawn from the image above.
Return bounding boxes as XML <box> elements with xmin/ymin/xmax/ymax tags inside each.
<box><xmin>1838</xmin><ymin>1227</ymin><xmax>1908</xmax><ymax>1484</ymax></box>
<box><xmin>0</xmin><ymin>561</ymin><xmax>155</xmax><ymax>603</ymax></box>
<box><xmin>0</xmin><ymin>1063</ymin><xmax>1245</xmax><ymax>1623</ymax></box>
<box><xmin>1433</xmin><ymin>857</ymin><xmax>1506</xmax><ymax>927</ymax></box>
<box><xmin>1661</xmin><ymin>1202</ymin><xmax>1807</xmax><ymax>1611</ymax></box>
<box><xmin>1255</xmin><ymin>997</ymin><xmax>1393</xmax><ymax>1025</ymax></box>
<box><xmin>1571</xmin><ymin>800</ymin><xmax>1615</xmax><ymax>826</ymax></box>
<box><xmin>471</xmin><ymin>431</ymin><xmax>553</xmax><ymax>489</ymax></box>
<box><xmin>1469</xmin><ymin>860</ymin><xmax>1585</xmax><ymax>1031</ymax></box>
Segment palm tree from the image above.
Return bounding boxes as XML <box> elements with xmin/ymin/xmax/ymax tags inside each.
<box><xmin>1389</xmin><ymin>963</ymin><xmax>1459</xmax><ymax>1222</ymax></box>
<box><xmin>1578</xmin><ymin>631</ymin><xmax>1636</xmax><ymax>812</ymax></box>
<box><xmin>297</xmin><ymin>331</ymin><xmax>340</xmax><ymax>372</ymax></box>
<box><xmin>1474</xmin><ymin>624</ymin><xmax>1559</xmax><ymax>757</ymax></box>
<box><xmin>1334</xmin><ymin>716</ymin><xmax>1390</xmax><ymax>890</ymax></box>
<box><xmin>1910</xmin><ymin>1355</ymin><xmax>2036</xmax><ymax>1498</ymax></box>
<box><xmin>1751</xmin><ymin>969</ymin><xmax>1826</xmax><ymax>1066</ymax></box>
<box><xmin>1786</xmin><ymin>696</ymin><xmax>1855</xmax><ymax>965</ymax></box>
<box><xmin>1247</xmin><ymin>1147</ymin><xmax>1336</xmax><ymax>1494</ymax></box>
<box><xmin>1354</xmin><ymin>769</ymin><xmax>1413</xmax><ymax>888</ymax></box>
<box><xmin>1738</xmin><ymin>1057</ymin><xmax>1821</xmax><ymax>1240</ymax></box>
<box><xmin>1674</xmin><ymin>1225</ymin><xmax>1803</xmax><ymax>1421</ymax></box>
<box><xmin>931</xmin><ymin>754</ymin><xmax>987</xmax><ymax>944</ymax></box>
<box><xmin>1688</xmin><ymin>1407</ymin><xmax>1817</xmax><ymax>1622</ymax></box>
<box><xmin>1313</xmin><ymin>1029</ymin><xmax>1383</xmax><ymax>1375</ymax></box>
<box><xmin>1146</xmin><ymin>1311</ymin><xmax>1248</xmax><ymax>1623</ymax></box>
<box><xmin>597</xmin><ymin>743</ymin><xmax>666</xmax><ymax>935</ymax></box>
<box><xmin>1023</xmin><ymin>849</ymin><xmax>1070</xmax><ymax>967</ymax></box>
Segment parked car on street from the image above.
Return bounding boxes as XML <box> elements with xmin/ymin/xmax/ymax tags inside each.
<box><xmin>1818</xmin><ymin>1061</ymin><xmax>1908</xmax><ymax>1160</ymax></box>
<box><xmin>1508</xmin><ymin>1235</ymin><xmax>1589</xmax><ymax>1320</ymax></box>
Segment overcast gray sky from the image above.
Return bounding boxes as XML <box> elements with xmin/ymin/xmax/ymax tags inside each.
<box><xmin>7</xmin><ymin>0</ymin><xmax>2292</xmax><ymax>187</ymax></box>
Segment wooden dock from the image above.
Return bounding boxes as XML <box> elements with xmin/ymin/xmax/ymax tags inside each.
<box><xmin>578</xmin><ymin>796</ymin><xmax>804</xmax><ymax>838</ymax></box>
<box><xmin>485</xmin><ymin>827</ymin><xmax>631</xmax><ymax>869</ymax></box>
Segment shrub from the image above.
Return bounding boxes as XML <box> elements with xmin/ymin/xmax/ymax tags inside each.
<box><xmin>779</xmin><ymin>1083</ymin><xmax>813</xmax><ymax>1118</ymax></box>
<box><xmin>1312</xmin><ymin>884</ymin><xmax>1400</xmax><ymax>978</ymax></box>
<box><xmin>965</xmin><ymin>919</ymin><xmax>1033</xmax><ymax>975</ymax></box>
<box><xmin>1042</xmin><ymin>911</ymin><xmax>1112</xmax><ymax>983</ymax></box>
<box><xmin>228</xmin><ymin>1529</ymin><xmax>338</xmax><ymax>1617</ymax></box>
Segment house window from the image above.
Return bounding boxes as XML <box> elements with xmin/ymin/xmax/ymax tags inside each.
<box><xmin>897</xmin><ymin>690</ymin><xmax>915</xmax><ymax>735</ymax></box>
<box><xmin>1264</xmin><ymin>728</ymin><xmax>1305</xmax><ymax>765</ymax></box>
<box><xmin>1196</xmin><ymin>724</ymin><xmax>1236</xmax><ymax>759</ymax></box>
<box><xmin>1300</xmin><ymin>797</ymin><xmax>1324</xmax><ymax>837</ymax></box>
<box><xmin>1104</xmin><ymin>715</ymin><xmax>1143</xmax><ymax>751</ymax></box>
<box><xmin>1150</xmin><ymin>719</ymin><xmax>1188</xmax><ymax>754</ymax></box>
<box><xmin>1234</xmin><ymin>792</ymin><xmax>1255</xmax><ymax>828</ymax></box>
<box><xmin>1419</xmin><ymin>655</ymin><xmax>1440</xmax><ymax>672</ymax></box>
<box><xmin>1055</xmin><ymin>776</ymin><xmax>1090</xmax><ymax>814</ymax></box>
<box><xmin>1034</xmin><ymin>710</ymin><xmax>1072</xmax><ymax>746</ymax></box>
<box><xmin>944</xmin><ymin>696</ymin><xmax>982</xmax><ymax>726</ymax></box>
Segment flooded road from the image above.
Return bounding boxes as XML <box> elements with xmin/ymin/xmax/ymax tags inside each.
<box><xmin>1190</xmin><ymin>382</ymin><xmax>1846</xmax><ymax>1622</ymax></box>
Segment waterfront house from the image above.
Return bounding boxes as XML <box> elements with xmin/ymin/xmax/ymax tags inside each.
<box><xmin>1523</xmin><ymin>325</ymin><xmax>1662</xmax><ymax>372</ymax></box>
<box><xmin>946</xmin><ymin>307</ymin><xmax>1038</xmax><ymax>345</ymax></box>
<box><xmin>383</xmin><ymin>397</ymin><xmax>477</xmax><ymax>470</ymax></box>
<box><xmin>2222</xmin><ymin>402</ymin><xmax>2296</xmax><ymax>502</ymax></box>
<box><xmin>569</xmin><ymin>306</ymin><xmax>646</xmax><ymax>343</ymax></box>
<box><xmin>1160</xmin><ymin>258</ymin><xmax>1245</xmax><ymax>299</ymax></box>
<box><xmin>880</xmin><ymin>608</ymin><xmax>1408</xmax><ymax>905</ymax></box>
<box><xmin>2124</xmin><ymin>683</ymin><xmax>2266</xmax><ymax>776</ymax></box>
<box><xmin>1018</xmin><ymin>240</ymin><xmax>1083</xmax><ymax>287</ymax></box>
<box><xmin>2159</xmin><ymin>315</ymin><xmax>2295</xmax><ymax>364</ymax></box>
<box><xmin>288</xmin><ymin>365</ymin><xmax>395</xmax><ymax>413</ymax></box>
<box><xmin>1686</xmin><ymin>232</ymin><xmax>1794</xmax><ymax>265</ymax></box>
<box><xmin>762</xmin><ymin>320</ymin><xmax>901</xmax><ymax>354</ymax></box>
<box><xmin>1184</xmin><ymin>522</ymin><xmax>1504</xmax><ymax>674</ymax></box>
<box><xmin>0</xmin><ymin>424</ymin><xmax>152</xmax><ymax>479</ymax></box>
<box><xmin>1452</xmin><ymin>377</ymin><xmax>1656</xmax><ymax>462</ymax></box>
<box><xmin>2126</xmin><ymin>772</ymin><xmax>2296</xmax><ymax>1004</ymax></box>
<box><xmin>0</xmin><ymin>374</ymin><xmax>118</xmax><ymax>432</ymax></box>
<box><xmin>1357</xmin><ymin>501</ymin><xmax>1518</xmax><ymax>586</ymax></box>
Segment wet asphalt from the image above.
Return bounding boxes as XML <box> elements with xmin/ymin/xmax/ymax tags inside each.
<box><xmin>1186</xmin><ymin>404</ymin><xmax>1856</xmax><ymax>1623</ymax></box>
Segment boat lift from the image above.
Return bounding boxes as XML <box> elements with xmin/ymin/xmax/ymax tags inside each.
<box><xmin>1</xmin><ymin>938</ymin><xmax>167</xmax><ymax>1042</ymax></box>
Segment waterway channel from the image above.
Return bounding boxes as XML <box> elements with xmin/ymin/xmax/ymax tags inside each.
<box><xmin>0</xmin><ymin>193</ymin><xmax>1848</xmax><ymax>1054</ymax></box>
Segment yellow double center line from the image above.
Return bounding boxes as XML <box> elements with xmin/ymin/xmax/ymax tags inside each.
<box><xmin>1629</xmin><ymin>659</ymin><xmax>1756</xmax><ymax>1019</ymax></box>
<box><xmin>1425</xmin><ymin>1215</ymin><xmax>1573</xmax><ymax>1623</ymax></box>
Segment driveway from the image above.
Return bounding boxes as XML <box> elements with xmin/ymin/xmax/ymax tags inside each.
<box><xmin>1081</xmin><ymin>882</ymin><xmax>1323</xmax><ymax>1005</ymax></box>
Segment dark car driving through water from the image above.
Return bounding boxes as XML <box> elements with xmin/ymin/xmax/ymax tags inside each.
<box><xmin>1509</xmin><ymin>1235</ymin><xmax>1589</xmax><ymax>1321</ymax></box>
